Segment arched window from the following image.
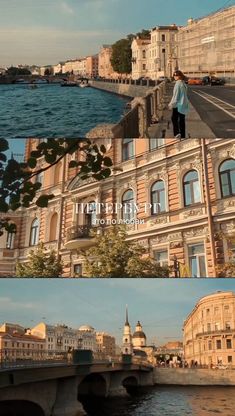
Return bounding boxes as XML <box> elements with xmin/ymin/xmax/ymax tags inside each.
<box><xmin>122</xmin><ymin>139</ymin><xmax>134</xmax><ymax>161</ymax></box>
<box><xmin>122</xmin><ymin>190</ymin><xmax>135</xmax><ymax>221</ymax></box>
<box><xmin>49</xmin><ymin>213</ymin><xmax>58</xmax><ymax>241</ymax></box>
<box><xmin>85</xmin><ymin>201</ymin><xmax>97</xmax><ymax>227</ymax></box>
<box><xmin>30</xmin><ymin>218</ymin><xmax>40</xmax><ymax>246</ymax></box>
<box><xmin>183</xmin><ymin>170</ymin><xmax>201</xmax><ymax>206</ymax></box>
<box><xmin>6</xmin><ymin>230</ymin><xmax>16</xmax><ymax>249</ymax></box>
<box><xmin>219</xmin><ymin>159</ymin><xmax>235</xmax><ymax>198</ymax></box>
<box><xmin>54</xmin><ymin>162</ymin><xmax>62</xmax><ymax>185</ymax></box>
<box><xmin>151</xmin><ymin>180</ymin><xmax>166</xmax><ymax>214</ymax></box>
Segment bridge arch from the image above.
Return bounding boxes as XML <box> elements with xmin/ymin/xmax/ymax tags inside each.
<box><xmin>122</xmin><ymin>375</ymin><xmax>139</xmax><ymax>395</ymax></box>
<box><xmin>78</xmin><ymin>373</ymin><xmax>107</xmax><ymax>397</ymax></box>
<box><xmin>0</xmin><ymin>400</ymin><xmax>45</xmax><ymax>416</ymax></box>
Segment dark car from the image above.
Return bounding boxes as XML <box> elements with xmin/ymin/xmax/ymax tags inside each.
<box><xmin>210</xmin><ymin>77</ymin><xmax>226</xmax><ymax>85</ymax></box>
<box><xmin>202</xmin><ymin>76</ymin><xmax>210</xmax><ymax>85</ymax></box>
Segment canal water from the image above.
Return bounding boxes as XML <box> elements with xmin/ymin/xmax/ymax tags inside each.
<box><xmin>80</xmin><ymin>386</ymin><xmax>235</xmax><ymax>416</ymax></box>
<box><xmin>0</xmin><ymin>84</ymin><xmax>129</xmax><ymax>139</ymax></box>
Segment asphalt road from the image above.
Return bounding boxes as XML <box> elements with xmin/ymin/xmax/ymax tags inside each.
<box><xmin>188</xmin><ymin>85</ymin><xmax>235</xmax><ymax>138</ymax></box>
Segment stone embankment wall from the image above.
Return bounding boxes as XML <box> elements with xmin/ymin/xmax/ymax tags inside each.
<box><xmin>154</xmin><ymin>368</ymin><xmax>235</xmax><ymax>386</ymax></box>
<box><xmin>89</xmin><ymin>80</ymin><xmax>150</xmax><ymax>98</ymax></box>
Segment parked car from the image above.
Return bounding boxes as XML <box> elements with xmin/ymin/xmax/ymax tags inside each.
<box><xmin>136</xmin><ymin>76</ymin><xmax>152</xmax><ymax>82</ymax></box>
<box><xmin>210</xmin><ymin>77</ymin><xmax>226</xmax><ymax>85</ymax></box>
<box><xmin>157</xmin><ymin>76</ymin><xmax>170</xmax><ymax>83</ymax></box>
<box><xmin>214</xmin><ymin>364</ymin><xmax>228</xmax><ymax>370</ymax></box>
<box><xmin>188</xmin><ymin>77</ymin><xmax>203</xmax><ymax>85</ymax></box>
<box><xmin>202</xmin><ymin>76</ymin><xmax>211</xmax><ymax>85</ymax></box>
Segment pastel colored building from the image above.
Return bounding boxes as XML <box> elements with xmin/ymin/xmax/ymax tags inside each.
<box><xmin>0</xmin><ymin>323</ymin><xmax>45</xmax><ymax>362</ymax></box>
<box><xmin>98</xmin><ymin>45</ymin><xmax>119</xmax><ymax>78</ymax></box>
<box><xmin>30</xmin><ymin>323</ymin><xmax>78</xmax><ymax>351</ymax></box>
<box><xmin>131</xmin><ymin>37</ymin><xmax>151</xmax><ymax>80</ymax></box>
<box><xmin>131</xmin><ymin>25</ymin><xmax>178</xmax><ymax>80</ymax></box>
<box><xmin>0</xmin><ymin>138</ymin><xmax>234</xmax><ymax>277</ymax></box>
<box><xmin>86</xmin><ymin>55</ymin><xmax>99</xmax><ymax>78</ymax></box>
<box><xmin>96</xmin><ymin>332</ymin><xmax>116</xmax><ymax>356</ymax></box>
<box><xmin>184</xmin><ymin>292</ymin><xmax>235</xmax><ymax>367</ymax></box>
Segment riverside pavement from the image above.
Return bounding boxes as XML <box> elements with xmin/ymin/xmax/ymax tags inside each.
<box><xmin>148</xmin><ymin>86</ymin><xmax>216</xmax><ymax>139</ymax></box>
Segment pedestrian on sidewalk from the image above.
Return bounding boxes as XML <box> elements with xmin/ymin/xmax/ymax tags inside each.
<box><xmin>168</xmin><ymin>70</ymin><xmax>190</xmax><ymax>138</ymax></box>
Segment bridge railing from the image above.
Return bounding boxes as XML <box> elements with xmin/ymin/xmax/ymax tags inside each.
<box><xmin>0</xmin><ymin>349</ymin><xmax>68</xmax><ymax>369</ymax></box>
<box><xmin>0</xmin><ymin>349</ymin><xmax>152</xmax><ymax>370</ymax></box>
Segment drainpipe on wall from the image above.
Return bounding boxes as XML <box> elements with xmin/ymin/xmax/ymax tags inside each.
<box><xmin>57</xmin><ymin>154</ymin><xmax>67</xmax><ymax>261</ymax></box>
<box><xmin>201</xmin><ymin>138</ymin><xmax>216</xmax><ymax>277</ymax></box>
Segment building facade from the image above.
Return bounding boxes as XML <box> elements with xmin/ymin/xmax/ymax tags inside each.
<box><xmin>0</xmin><ymin>324</ymin><xmax>45</xmax><ymax>362</ymax></box>
<box><xmin>122</xmin><ymin>313</ymin><xmax>155</xmax><ymax>363</ymax></box>
<box><xmin>30</xmin><ymin>323</ymin><xmax>78</xmax><ymax>351</ymax></box>
<box><xmin>178</xmin><ymin>5</ymin><xmax>235</xmax><ymax>77</ymax></box>
<box><xmin>86</xmin><ymin>55</ymin><xmax>99</xmax><ymax>78</ymax></box>
<box><xmin>96</xmin><ymin>332</ymin><xmax>116</xmax><ymax>356</ymax></box>
<box><xmin>98</xmin><ymin>45</ymin><xmax>119</xmax><ymax>78</ymax></box>
<box><xmin>131</xmin><ymin>26</ymin><xmax>178</xmax><ymax>80</ymax></box>
<box><xmin>78</xmin><ymin>325</ymin><xmax>98</xmax><ymax>352</ymax></box>
<box><xmin>0</xmin><ymin>138</ymin><xmax>235</xmax><ymax>277</ymax></box>
<box><xmin>184</xmin><ymin>292</ymin><xmax>235</xmax><ymax>367</ymax></box>
<box><xmin>131</xmin><ymin>37</ymin><xmax>151</xmax><ymax>80</ymax></box>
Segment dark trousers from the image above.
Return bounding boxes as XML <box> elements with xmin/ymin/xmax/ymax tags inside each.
<box><xmin>171</xmin><ymin>108</ymin><xmax>186</xmax><ymax>138</ymax></box>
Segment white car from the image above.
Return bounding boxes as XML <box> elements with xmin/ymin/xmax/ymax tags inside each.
<box><xmin>214</xmin><ymin>364</ymin><xmax>228</xmax><ymax>370</ymax></box>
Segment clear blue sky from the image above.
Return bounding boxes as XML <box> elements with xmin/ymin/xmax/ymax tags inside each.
<box><xmin>0</xmin><ymin>279</ymin><xmax>235</xmax><ymax>346</ymax></box>
<box><xmin>7</xmin><ymin>139</ymin><xmax>25</xmax><ymax>157</ymax></box>
<box><xmin>0</xmin><ymin>0</ymin><xmax>234</xmax><ymax>66</ymax></box>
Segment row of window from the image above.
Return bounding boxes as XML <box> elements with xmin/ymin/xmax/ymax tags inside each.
<box><xmin>83</xmin><ymin>161</ymin><xmax>235</xmax><ymax>227</ymax></box>
<box><xmin>203</xmin><ymin>322</ymin><xmax>232</xmax><ymax>332</ymax></box>
<box><xmin>201</xmin><ymin>305</ymin><xmax>231</xmax><ymax>317</ymax></box>
<box><xmin>210</xmin><ymin>339</ymin><xmax>233</xmax><ymax>350</ymax></box>
<box><xmin>3</xmin><ymin>341</ymin><xmax>43</xmax><ymax>349</ymax></box>
<box><xmin>4</xmin><ymin>160</ymin><xmax>234</xmax><ymax>249</ymax></box>
<box><xmin>122</xmin><ymin>138</ymin><xmax>164</xmax><ymax>161</ymax></box>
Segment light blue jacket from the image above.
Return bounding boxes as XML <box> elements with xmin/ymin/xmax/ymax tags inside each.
<box><xmin>169</xmin><ymin>80</ymin><xmax>190</xmax><ymax>115</ymax></box>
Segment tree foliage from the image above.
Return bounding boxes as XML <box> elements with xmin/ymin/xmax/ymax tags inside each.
<box><xmin>0</xmin><ymin>138</ymin><xmax>113</xmax><ymax>235</ymax></box>
<box><xmin>6</xmin><ymin>66</ymin><xmax>31</xmax><ymax>76</ymax></box>
<box><xmin>111</xmin><ymin>38</ymin><xmax>132</xmax><ymax>74</ymax></box>
<box><xmin>216</xmin><ymin>261</ymin><xmax>235</xmax><ymax>277</ymax></box>
<box><xmin>136</xmin><ymin>29</ymin><xmax>150</xmax><ymax>39</ymax></box>
<box><xmin>81</xmin><ymin>226</ymin><xmax>171</xmax><ymax>277</ymax></box>
<box><xmin>44</xmin><ymin>68</ymin><xmax>53</xmax><ymax>76</ymax></box>
<box><xmin>111</xmin><ymin>29</ymin><xmax>150</xmax><ymax>75</ymax></box>
<box><xmin>15</xmin><ymin>243</ymin><xmax>63</xmax><ymax>277</ymax></box>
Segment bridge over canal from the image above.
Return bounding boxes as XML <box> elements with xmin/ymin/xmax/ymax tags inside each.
<box><xmin>0</xmin><ymin>353</ymin><xmax>153</xmax><ymax>416</ymax></box>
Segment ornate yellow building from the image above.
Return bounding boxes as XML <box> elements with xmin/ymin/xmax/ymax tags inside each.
<box><xmin>0</xmin><ymin>138</ymin><xmax>235</xmax><ymax>277</ymax></box>
<box><xmin>184</xmin><ymin>291</ymin><xmax>235</xmax><ymax>367</ymax></box>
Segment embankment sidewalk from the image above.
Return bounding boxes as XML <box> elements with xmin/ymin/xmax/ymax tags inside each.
<box><xmin>148</xmin><ymin>92</ymin><xmax>215</xmax><ymax>139</ymax></box>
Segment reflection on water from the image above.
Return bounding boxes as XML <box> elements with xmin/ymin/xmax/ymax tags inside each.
<box><xmin>79</xmin><ymin>386</ymin><xmax>235</xmax><ymax>416</ymax></box>
<box><xmin>0</xmin><ymin>84</ymin><xmax>129</xmax><ymax>138</ymax></box>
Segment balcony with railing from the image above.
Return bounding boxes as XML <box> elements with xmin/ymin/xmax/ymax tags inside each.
<box><xmin>196</xmin><ymin>328</ymin><xmax>235</xmax><ymax>338</ymax></box>
<box><xmin>65</xmin><ymin>225</ymin><xmax>97</xmax><ymax>250</ymax></box>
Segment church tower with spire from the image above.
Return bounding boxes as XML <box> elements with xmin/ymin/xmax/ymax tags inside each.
<box><xmin>122</xmin><ymin>306</ymin><xmax>133</xmax><ymax>355</ymax></box>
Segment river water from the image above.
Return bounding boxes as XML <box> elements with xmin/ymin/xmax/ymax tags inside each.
<box><xmin>81</xmin><ymin>386</ymin><xmax>235</xmax><ymax>416</ymax></box>
<box><xmin>0</xmin><ymin>83</ymin><xmax>129</xmax><ymax>138</ymax></box>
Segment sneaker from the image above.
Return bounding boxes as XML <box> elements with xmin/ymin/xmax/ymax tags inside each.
<box><xmin>175</xmin><ymin>134</ymin><xmax>181</xmax><ymax>138</ymax></box>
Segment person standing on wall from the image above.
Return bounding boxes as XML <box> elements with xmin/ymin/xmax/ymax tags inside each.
<box><xmin>168</xmin><ymin>70</ymin><xmax>190</xmax><ymax>138</ymax></box>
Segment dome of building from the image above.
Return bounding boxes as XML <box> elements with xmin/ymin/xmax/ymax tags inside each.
<box><xmin>132</xmin><ymin>331</ymin><xmax>146</xmax><ymax>339</ymax></box>
<box><xmin>79</xmin><ymin>325</ymin><xmax>94</xmax><ymax>332</ymax></box>
<box><xmin>132</xmin><ymin>321</ymin><xmax>146</xmax><ymax>339</ymax></box>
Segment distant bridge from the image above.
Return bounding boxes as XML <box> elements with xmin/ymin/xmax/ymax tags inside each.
<box><xmin>0</xmin><ymin>351</ymin><xmax>153</xmax><ymax>416</ymax></box>
<box><xmin>0</xmin><ymin>75</ymin><xmax>68</xmax><ymax>84</ymax></box>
